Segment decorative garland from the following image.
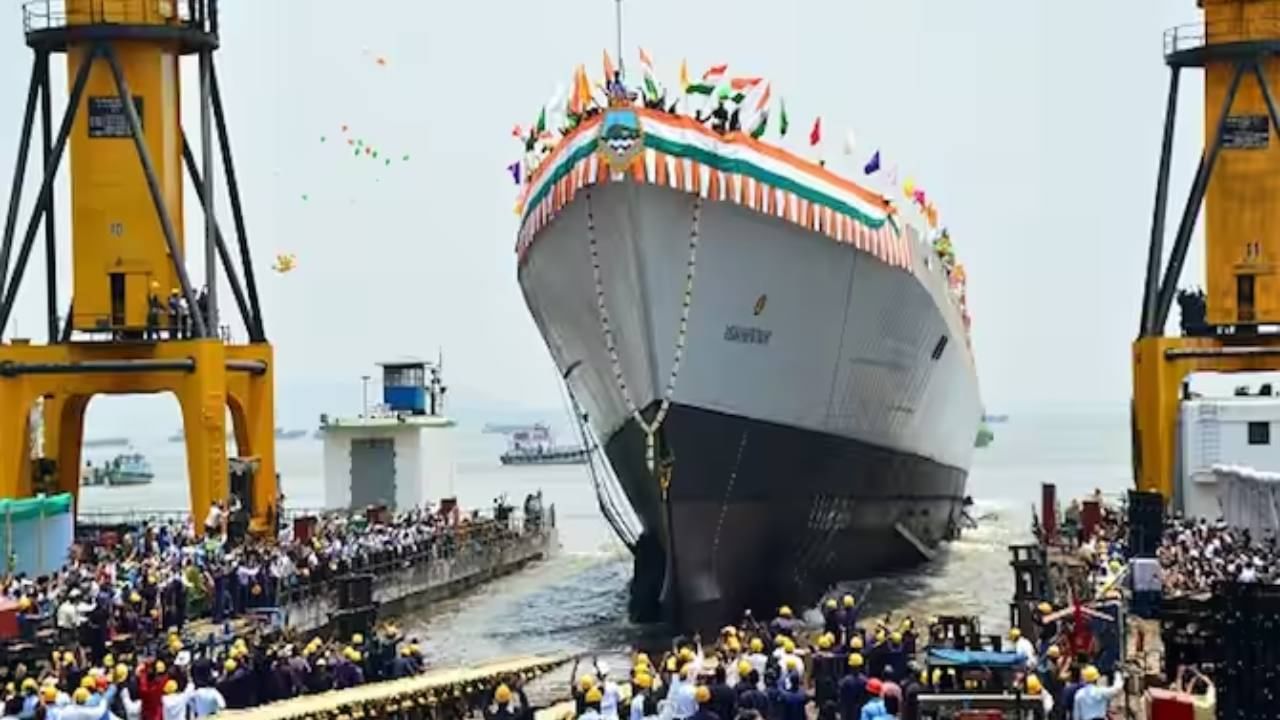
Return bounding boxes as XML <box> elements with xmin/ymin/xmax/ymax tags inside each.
<box><xmin>586</xmin><ymin>190</ymin><xmax>703</xmax><ymax>474</ymax></box>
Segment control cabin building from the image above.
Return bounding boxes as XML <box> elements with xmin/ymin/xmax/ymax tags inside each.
<box><xmin>321</xmin><ymin>359</ymin><xmax>455</xmax><ymax>511</ymax></box>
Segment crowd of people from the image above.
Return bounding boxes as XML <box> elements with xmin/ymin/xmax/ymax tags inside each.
<box><xmin>0</xmin><ymin>621</ymin><xmax>443</xmax><ymax>720</ymax></box>
<box><xmin>3</xmin><ymin>501</ymin><xmax>538</xmax><ymax>663</ymax></box>
<box><xmin>1157</xmin><ymin>515</ymin><xmax>1279</xmax><ymax>594</ymax></box>
<box><xmin>552</xmin><ymin>597</ymin><xmax>1129</xmax><ymax>720</ymax></box>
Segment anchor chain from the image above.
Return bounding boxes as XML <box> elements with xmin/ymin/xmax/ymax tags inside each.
<box><xmin>586</xmin><ymin>190</ymin><xmax>702</xmax><ymax>473</ymax></box>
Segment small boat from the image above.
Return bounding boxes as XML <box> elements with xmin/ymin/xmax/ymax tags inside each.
<box><xmin>83</xmin><ymin>437</ymin><xmax>130</xmax><ymax>449</ymax></box>
<box><xmin>275</xmin><ymin>428</ymin><xmax>307</xmax><ymax>440</ymax></box>
<box><xmin>82</xmin><ymin>453</ymin><xmax>154</xmax><ymax>487</ymax></box>
<box><xmin>499</xmin><ymin>424</ymin><xmax>589</xmax><ymax>466</ymax></box>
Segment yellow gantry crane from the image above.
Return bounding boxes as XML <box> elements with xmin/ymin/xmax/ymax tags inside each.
<box><xmin>1135</xmin><ymin>0</ymin><xmax>1280</xmax><ymax>500</ymax></box>
<box><xmin>0</xmin><ymin>0</ymin><xmax>277</xmax><ymax>533</ymax></box>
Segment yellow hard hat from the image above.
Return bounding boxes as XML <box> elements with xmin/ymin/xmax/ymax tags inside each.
<box><xmin>850</xmin><ymin>636</ymin><xmax>864</xmax><ymax>650</ymax></box>
<box><xmin>224</xmin><ymin>659</ymin><xmax>237</xmax><ymax>673</ymax></box>
<box><xmin>782</xmin><ymin>638</ymin><xmax>795</xmax><ymax>654</ymax></box>
<box><xmin>825</xmin><ymin>598</ymin><xmax>837</xmax><ymax>610</ymax></box>
<box><xmin>635</xmin><ymin>652</ymin><xmax>650</xmax><ymax>666</ymax></box>
<box><xmin>351</xmin><ymin>634</ymin><xmax>364</xmax><ymax>645</ymax></box>
<box><xmin>665</xmin><ymin>658</ymin><xmax>677</xmax><ymax>672</ymax></box>
<box><xmin>73</xmin><ymin>688</ymin><xmax>90</xmax><ymax>705</ymax></box>
<box><xmin>679</xmin><ymin>648</ymin><xmax>694</xmax><ymax>663</ymax></box>
<box><xmin>633</xmin><ymin>674</ymin><xmax>652</xmax><ymax>690</ymax></box>
<box><xmin>63</xmin><ymin>652</ymin><xmax>75</xmax><ymax>664</ymax></box>
<box><xmin>749</xmin><ymin>638</ymin><xmax>763</xmax><ymax>653</ymax></box>
<box><xmin>40</xmin><ymin>686</ymin><xmax>56</xmax><ymax>703</ymax></box>
<box><xmin>1082</xmin><ymin>665</ymin><xmax>1100</xmax><ymax>683</ymax></box>
<box><xmin>114</xmin><ymin>665</ymin><xmax>128</xmax><ymax>683</ymax></box>
<box><xmin>349</xmin><ymin>651</ymin><xmax>363</xmax><ymax>663</ymax></box>
<box><xmin>778</xmin><ymin>605</ymin><xmax>793</xmax><ymax>618</ymax></box>
<box><xmin>874</xmin><ymin>629</ymin><xmax>886</xmax><ymax>642</ymax></box>
<box><xmin>163</xmin><ymin>680</ymin><xmax>177</xmax><ymax>695</ymax></box>
<box><xmin>153</xmin><ymin>661</ymin><xmax>166</xmax><ymax>675</ymax></box>
<box><xmin>103</xmin><ymin>654</ymin><xmax>115</xmax><ymax>669</ymax></box>
<box><xmin>17</xmin><ymin>597</ymin><xmax>30</xmax><ymax>610</ymax></box>
<box><xmin>694</xmin><ymin>686</ymin><xmax>711</xmax><ymax>704</ymax></box>
<box><xmin>848</xmin><ymin>653</ymin><xmax>864</xmax><ymax>669</ymax></box>
<box><xmin>817</xmin><ymin>634</ymin><xmax>833</xmax><ymax>650</ymax></box>
<box><xmin>585</xmin><ymin>687</ymin><xmax>603</xmax><ymax>704</ymax></box>
<box><xmin>919</xmin><ymin>669</ymin><xmax>928</xmax><ymax>685</ymax></box>
<box><xmin>726</xmin><ymin>637</ymin><xmax>741</xmax><ymax>653</ymax></box>
<box><xmin>21</xmin><ymin>679</ymin><xmax>37</xmax><ymax>693</ymax></box>
<box><xmin>1026</xmin><ymin>675</ymin><xmax>1043</xmax><ymax>695</ymax></box>
<box><xmin>1008</xmin><ymin>628</ymin><xmax>1021</xmax><ymax>640</ymax></box>
<box><xmin>80</xmin><ymin>676</ymin><xmax>95</xmax><ymax>690</ymax></box>
<box><xmin>737</xmin><ymin>660</ymin><xmax>751</xmax><ymax>677</ymax></box>
<box><xmin>890</xmin><ymin>632</ymin><xmax>902</xmax><ymax>644</ymax></box>
<box><xmin>130</xmin><ymin>593</ymin><xmax>142</xmax><ymax>604</ymax></box>
<box><xmin>1047</xmin><ymin>645</ymin><xmax>1061</xmax><ymax>659</ymax></box>
<box><xmin>842</xmin><ymin>594</ymin><xmax>855</xmax><ymax>608</ymax></box>
<box><xmin>579</xmin><ymin>675</ymin><xmax>596</xmax><ymax>691</ymax></box>
<box><xmin>1037</xmin><ymin>602</ymin><xmax>1052</xmax><ymax>615</ymax></box>
<box><xmin>494</xmin><ymin>684</ymin><xmax>512</xmax><ymax>704</ymax></box>
<box><xmin>401</xmin><ymin>646</ymin><xmax>413</xmax><ymax>657</ymax></box>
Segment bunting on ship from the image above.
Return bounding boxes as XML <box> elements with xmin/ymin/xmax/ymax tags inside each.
<box><xmin>515</xmin><ymin>108</ymin><xmax>911</xmax><ymax>272</ymax></box>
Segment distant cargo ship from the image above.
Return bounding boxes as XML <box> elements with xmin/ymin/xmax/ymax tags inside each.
<box><xmin>499</xmin><ymin>424</ymin><xmax>589</xmax><ymax>466</ymax></box>
<box><xmin>275</xmin><ymin>428</ymin><xmax>307</xmax><ymax>441</ymax></box>
<box><xmin>83</xmin><ymin>437</ymin><xmax>130</xmax><ymax>449</ymax></box>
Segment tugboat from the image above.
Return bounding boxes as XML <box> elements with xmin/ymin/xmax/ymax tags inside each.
<box><xmin>499</xmin><ymin>425</ymin><xmax>589</xmax><ymax>466</ymax></box>
<box><xmin>82</xmin><ymin>453</ymin><xmax>154</xmax><ymax>487</ymax></box>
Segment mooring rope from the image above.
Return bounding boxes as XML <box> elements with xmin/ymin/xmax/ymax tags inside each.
<box><xmin>586</xmin><ymin>190</ymin><xmax>702</xmax><ymax>474</ymax></box>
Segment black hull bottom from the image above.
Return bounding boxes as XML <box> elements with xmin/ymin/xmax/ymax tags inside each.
<box><xmin>606</xmin><ymin>403</ymin><xmax>968</xmax><ymax>631</ymax></box>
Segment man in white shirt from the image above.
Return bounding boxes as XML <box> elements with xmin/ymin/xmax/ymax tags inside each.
<box><xmin>1010</xmin><ymin>628</ymin><xmax>1037</xmax><ymax>670</ymax></box>
<box><xmin>596</xmin><ymin>663</ymin><xmax>621</xmax><ymax>720</ymax></box>
<box><xmin>56</xmin><ymin>596</ymin><xmax>80</xmax><ymax>631</ymax></box>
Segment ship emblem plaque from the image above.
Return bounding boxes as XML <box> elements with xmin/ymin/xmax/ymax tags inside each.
<box><xmin>598</xmin><ymin>109</ymin><xmax>645</xmax><ymax>172</ymax></box>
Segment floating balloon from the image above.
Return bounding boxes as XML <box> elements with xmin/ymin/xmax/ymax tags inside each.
<box><xmin>272</xmin><ymin>253</ymin><xmax>297</xmax><ymax>274</ymax></box>
<box><xmin>385</xmin><ymin>158</ymin><xmax>391</xmax><ymax>166</ymax></box>
<box><xmin>402</xmin><ymin>154</ymin><xmax>410</xmax><ymax>162</ymax></box>
<box><xmin>347</xmin><ymin>139</ymin><xmax>354</xmax><ymax>146</ymax></box>
<box><xmin>301</xmin><ymin>194</ymin><xmax>309</xmax><ymax>201</ymax></box>
<box><xmin>376</xmin><ymin>57</ymin><xmax>387</xmax><ymax>66</ymax></box>
<box><xmin>319</xmin><ymin>136</ymin><xmax>326</xmax><ymax>143</ymax></box>
<box><xmin>341</xmin><ymin>124</ymin><xmax>349</xmax><ymax>132</ymax></box>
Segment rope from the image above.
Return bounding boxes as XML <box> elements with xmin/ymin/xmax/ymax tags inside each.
<box><xmin>711</xmin><ymin>429</ymin><xmax>749</xmax><ymax>575</ymax></box>
<box><xmin>586</xmin><ymin>190</ymin><xmax>702</xmax><ymax>473</ymax></box>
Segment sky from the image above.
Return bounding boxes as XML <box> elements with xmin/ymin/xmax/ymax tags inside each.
<box><xmin>0</xmin><ymin>0</ymin><xmax>1213</xmax><ymax>428</ymax></box>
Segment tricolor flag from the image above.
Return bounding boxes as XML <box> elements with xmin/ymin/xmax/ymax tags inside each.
<box><xmin>679</xmin><ymin>59</ymin><xmax>690</xmax><ymax>92</ymax></box>
<box><xmin>639</xmin><ymin>48</ymin><xmax>659</xmax><ymax>101</ymax></box>
<box><xmin>507</xmin><ymin>161</ymin><xmax>522</xmax><ymax>185</ymax></box>
<box><xmin>687</xmin><ymin>63</ymin><xmax>728</xmax><ymax>95</ymax></box>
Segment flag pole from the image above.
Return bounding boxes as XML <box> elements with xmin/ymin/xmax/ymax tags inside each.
<box><xmin>614</xmin><ymin>0</ymin><xmax>624</xmax><ymax>79</ymax></box>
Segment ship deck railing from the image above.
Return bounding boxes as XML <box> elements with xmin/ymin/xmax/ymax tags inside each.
<box><xmin>22</xmin><ymin>0</ymin><xmax>213</xmax><ymax>33</ymax></box>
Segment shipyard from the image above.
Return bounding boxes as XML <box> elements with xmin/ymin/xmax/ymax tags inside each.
<box><xmin>0</xmin><ymin>0</ymin><xmax>1278</xmax><ymax>719</ymax></box>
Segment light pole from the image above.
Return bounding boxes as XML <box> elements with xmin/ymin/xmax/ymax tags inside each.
<box><xmin>361</xmin><ymin>375</ymin><xmax>371</xmax><ymax>417</ymax></box>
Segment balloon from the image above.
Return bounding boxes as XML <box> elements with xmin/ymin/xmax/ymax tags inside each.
<box><xmin>385</xmin><ymin>159</ymin><xmax>391</xmax><ymax>166</ymax></box>
<box><xmin>353</xmin><ymin>148</ymin><xmax>359</xmax><ymax>156</ymax></box>
<box><xmin>319</xmin><ymin>136</ymin><xmax>326</xmax><ymax>143</ymax></box>
<box><xmin>347</xmin><ymin>138</ymin><xmax>354</xmax><ymax>146</ymax></box>
<box><xmin>402</xmin><ymin>154</ymin><xmax>410</xmax><ymax>162</ymax></box>
<box><xmin>903</xmin><ymin>179</ymin><xmax>916</xmax><ymax>196</ymax></box>
<box><xmin>341</xmin><ymin>124</ymin><xmax>349</xmax><ymax>132</ymax></box>
<box><xmin>376</xmin><ymin>57</ymin><xmax>387</xmax><ymax>66</ymax></box>
<box><xmin>301</xmin><ymin>194</ymin><xmax>309</xmax><ymax>201</ymax></box>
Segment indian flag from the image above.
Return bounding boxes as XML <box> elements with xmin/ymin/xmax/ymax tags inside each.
<box><xmin>687</xmin><ymin>63</ymin><xmax>727</xmax><ymax>95</ymax></box>
<box><xmin>639</xmin><ymin>47</ymin><xmax>659</xmax><ymax>100</ymax></box>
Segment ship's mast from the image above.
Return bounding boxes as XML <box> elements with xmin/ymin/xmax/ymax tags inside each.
<box><xmin>614</xmin><ymin>0</ymin><xmax>624</xmax><ymax>77</ymax></box>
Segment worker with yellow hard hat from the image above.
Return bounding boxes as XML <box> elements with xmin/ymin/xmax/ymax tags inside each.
<box><xmin>1073</xmin><ymin>664</ymin><xmax>1124</xmax><ymax>719</ymax></box>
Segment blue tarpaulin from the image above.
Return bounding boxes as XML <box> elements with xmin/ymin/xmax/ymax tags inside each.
<box><xmin>926</xmin><ymin>648</ymin><xmax>1024</xmax><ymax>667</ymax></box>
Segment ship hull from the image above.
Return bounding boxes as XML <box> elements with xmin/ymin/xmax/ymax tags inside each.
<box><xmin>519</xmin><ymin>178</ymin><xmax>980</xmax><ymax>629</ymax></box>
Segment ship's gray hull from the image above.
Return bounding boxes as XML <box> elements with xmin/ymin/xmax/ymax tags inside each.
<box><xmin>518</xmin><ymin>180</ymin><xmax>981</xmax><ymax>629</ymax></box>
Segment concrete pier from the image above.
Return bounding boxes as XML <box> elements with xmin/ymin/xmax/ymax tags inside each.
<box><xmin>282</xmin><ymin>523</ymin><xmax>559</xmax><ymax>634</ymax></box>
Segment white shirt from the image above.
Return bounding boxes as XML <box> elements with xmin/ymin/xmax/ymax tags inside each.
<box><xmin>1014</xmin><ymin>637</ymin><xmax>1037</xmax><ymax>669</ymax></box>
<box><xmin>56</xmin><ymin>601</ymin><xmax>80</xmax><ymax>629</ymax></box>
<box><xmin>161</xmin><ymin>685</ymin><xmax>194</xmax><ymax>720</ymax></box>
<box><xmin>599</xmin><ymin>680</ymin><xmax>621</xmax><ymax>720</ymax></box>
<box><xmin>55</xmin><ymin>706</ymin><xmax>100</xmax><ymax>720</ymax></box>
<box><xmin>629</xmin><ymin>693</ymin><xmax>647</xmax><ymax>720</ymax></box>
<box><xmin>668</xmin><ymin>676</ymin><xmax>697</xmax><ymax>720</ymax></box>
<box><xmin>204</xmin><ymin>506</ymin><xmax>224</xmax><ymax>532</ymax></box>
<box><xmin>189</xmin><ymin>688</ymin><xmax>226</xmax><ymax>718</ymax></box>
<box><xmin>120</xmin><ymin>689</ymin><xmax>142</xmax><ymax>720</ymax></box>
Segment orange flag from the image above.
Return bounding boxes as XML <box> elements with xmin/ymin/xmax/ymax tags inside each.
<box><xmin>577</xmin><ymin>64</ymin><xmax>593</xmax><ymax>108</ymax></box>
<box><xmin>603</xmin><ymin>50</ymin><xmax>616</xmax><ymax>81</ymax></box>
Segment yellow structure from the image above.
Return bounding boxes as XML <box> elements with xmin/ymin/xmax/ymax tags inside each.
<box><xmin>1134</xmin><ymin>0</ymin><xmax>1280</xmax><ymax>498</ymax></box>
<box><xmin>0</xmin><ymin>0</ymin><xmax>277</xmax><ymax>532</ymax></box>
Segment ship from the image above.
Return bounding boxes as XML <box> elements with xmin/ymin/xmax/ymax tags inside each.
<box><xmin>82</xmin><ymin>453</ymin><xmax>154</xmax><ymax>487</ymax></box>
<box><xmin>513</xmin><ymin>74</ymin><xmax>982</xmax><ymax>628</ymax></box>
<box><xmin>499</xmin><ymin>424</ymin><xmax>589</xmax><ymax>466</ymax></box>
<box><xmin>83</xmin><ymin>437</ymin><xmax>130</xmax><ymax>449</ymax></box>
